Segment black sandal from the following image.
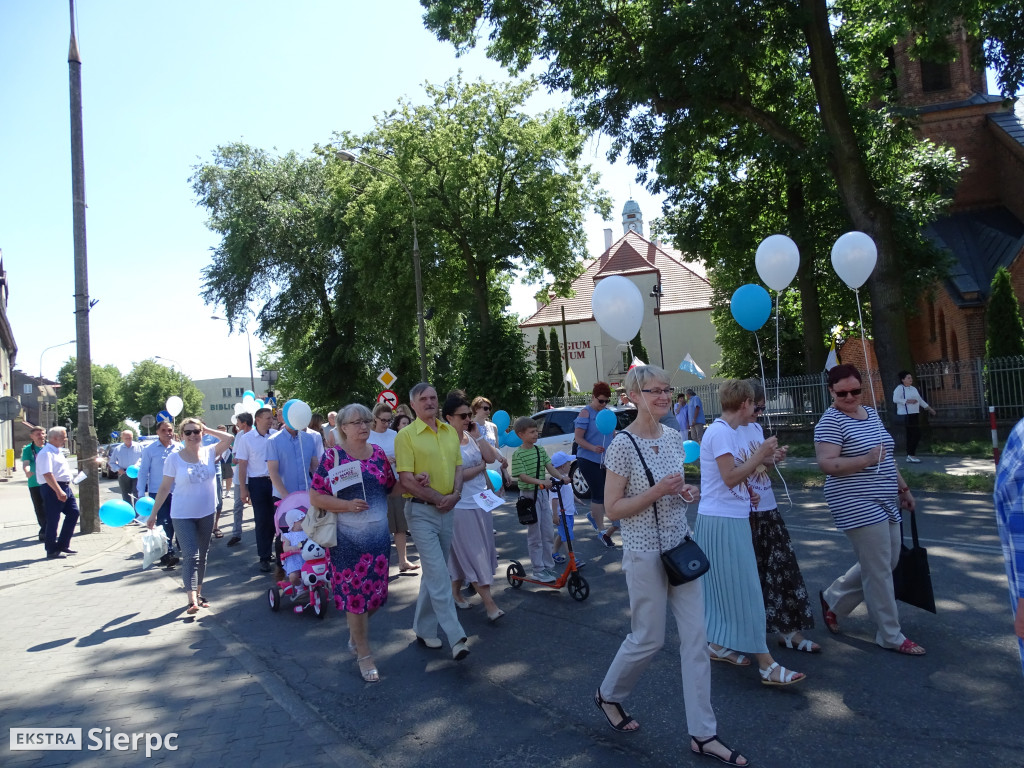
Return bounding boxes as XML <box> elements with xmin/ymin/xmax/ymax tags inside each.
<box><xmin>196</xmin><ymin>595</ymin><xmax>210</xmax><ymax>608</ymax></box>
<box><xmin>594</xmin><ymin>688</ymin><xmax>640</xmax><ymax>732</ymax></box>
<box><xmin>691</xmin><ymin>735</ymin><xmax>748</xmax><ymax>766</ymax></box>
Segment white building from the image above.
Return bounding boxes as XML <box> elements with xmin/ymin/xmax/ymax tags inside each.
<box><xmin>193</xmin><ymin>376</ymin><xmax>261</xmax><ymax>423</ymax></box>
<box><xmin>520</xmin><ymin>201</ymin><xmax>720</xmax><ymax>393</ymax></box>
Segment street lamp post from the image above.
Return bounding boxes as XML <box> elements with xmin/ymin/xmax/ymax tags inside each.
<box><xmin>39</xmin><ymin>339</ymin><xmax>76</xmax><ymax>381</ymax></box>
<box><xmin>211</xmin><ymin>315</ymin><xmax>256</xmax><ymax>392</ymax></box>
<box><xmin>649</xmin><ymin>284</ymin><xmax>666</xmax><ymax>368</ymax></box>
<box><xmin>335</xmin><ymin>149</ymin><xmax>428</xmax><ymax>382</ymax></box>
<box><xmin>154</xmin><ymin>356</ymin><xmax>185</xmax><ymax>401</ymax></box>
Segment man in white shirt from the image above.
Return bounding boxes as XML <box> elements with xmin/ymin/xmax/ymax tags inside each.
<box><xmin>226</xmin><ymin>413</ymin><xmax>252</xmax><ymax>547</ymax></box>
<box><xmin>36</xmin><ymin>427</ymin><xmax>79</xmax><ymax>560</ymax></box>
<box><xmin>235</xmin><ymin>407</ymin><xmax>277</xmax><ymax>571</ymax></box>
<box><xmin>108</xmin><ymin>430</ymin><xmax>143</xmax><ymax>507</ymax></box>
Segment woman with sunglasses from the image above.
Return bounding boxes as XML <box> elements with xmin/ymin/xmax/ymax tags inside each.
<box><xmin>369</xmin><ymin>403</ymin><xmax>418</xmax><ymax>573</ymax></box>
<box><xmin>815</xmin><ymin>364</ymin><xmax>925</xmax><ymax>655</ymax></box>
<box><xmin>574</xmin><ymin>382</ymin><xmax>617</xmax><ymax>547</ymax></box>
<box><xmin>696</xmin><ymin>379</ymin><xmax>806</xmax><ymax>686</ymax></box>
<box><xmin>147</xmin><ymin>419</ymin><xmax>233</xmax><ymax>615</ymax></box>
<box><xmin>443</xmin><ymin>391</ymin><xmax>507</xmax><ymax>620</ymax></box>
<box><xmin>743</xmin><ymin>380</ymin><xmax>819</xmax><ymax>654</ymax></box>
<box><xmin>471</xmin><ymin>396</ymin><xmax>510</xmax><ymax>486</ymax></box>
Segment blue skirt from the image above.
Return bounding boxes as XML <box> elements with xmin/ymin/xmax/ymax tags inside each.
<box><xmin>694</xmin><ymin>513</ymin><xmax>769</xmax><ymax>654</ymax></box>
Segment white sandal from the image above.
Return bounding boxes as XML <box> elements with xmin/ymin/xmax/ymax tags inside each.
<box><xmin>778</xmin><ymin>633</ymin><xmax>821</xmax><ymax>653</ymax></box>
<box><xmin>708</xmin><ymin>644</ymin><xmax>751</xmax><ymax>666</ymax></box>
<box><xmin>759</xmin><ymin>661</ymin><xmax>804</xmax><ymax>686</ymax></box>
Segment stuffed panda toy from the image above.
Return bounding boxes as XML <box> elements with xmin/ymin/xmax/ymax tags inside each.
<box><xmin>300</xmin><ymin>539</ymin><xmax>329</xmax><ymax>588</ymax></box>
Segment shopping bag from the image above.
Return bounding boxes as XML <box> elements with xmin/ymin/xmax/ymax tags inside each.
<box><xmin>892</xmin><ymin>508</ymin><xmax>937</xmax><ymax>613</ymax></box>
<box><xmin>141</xmin><ymin>528</ymin><xmax>168</xmax><ymax>570</ymax></box>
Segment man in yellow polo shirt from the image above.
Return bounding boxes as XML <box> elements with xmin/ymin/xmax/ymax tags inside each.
<box><xmin>395</xmin><ymin>382</ymin><xmax>469</xmax><ymax>661</ymax></box>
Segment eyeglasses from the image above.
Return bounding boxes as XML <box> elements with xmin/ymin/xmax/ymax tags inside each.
<box><xmin>343</xmin><ymin>418</ymin><xmax>372</xmax><ymax>426</ymax></box>
<box><xmin>833</xmin><ymin>388</ymin><xmax>862</xmax><ymax>398</ymax></box>
<box><xmin>182</xmin><ymin>429</ymin><xmax>201</xmax><ymax>436</ymax></box>
<box><xmin>640</xmin><ymin>387</ymin><xmax>674</xmax><ymax>395</ymax></box>
<box><xmin>376</xmin><ymin>416</ymin><xmax>391</xmax><ymax>422</ymax></box>
<box><xmin>596</xmin><ymin>398</ymin><xmax>609</xmax><ymax>404</ymax></box>
<box><xmin>453</xmin><ymin>412</ymin><xmax>473</xmax><ymax>419</ymax></box>
<box><xmin>754</xmin><ymin>404</ymin><xmax>766</xmax><ymax>412</ymax></box>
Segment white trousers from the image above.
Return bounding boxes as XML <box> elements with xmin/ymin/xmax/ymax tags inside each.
<box><xmin>526</xmin><ymin>488</ymin><xmax>554</xmax><ymax>571</ymax></box>
<box><xmin>825</xmin><ymin>520</ymin><xmax>906</xmax><ymax>649</ymax></box>
<box><xmin>407</xmin><ymin>501</ymin><xmax>466</xmax><ymax>648</ymax></box>
<box><xmin>600</xmin><ymin>548</ymin><xmax>717</xmax><ymax>738</ymax></box>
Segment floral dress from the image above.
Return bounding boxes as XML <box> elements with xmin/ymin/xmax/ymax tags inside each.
<box><xmin>311</xmin><ymin>444</ymin><xmax>395</xmax><ymax>614</ymax></box>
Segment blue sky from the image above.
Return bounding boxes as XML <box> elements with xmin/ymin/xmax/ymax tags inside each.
<box><xmin>0</xmin><ymin>0</ymin><xmax>666</xmax><ymax>382</ymax></box>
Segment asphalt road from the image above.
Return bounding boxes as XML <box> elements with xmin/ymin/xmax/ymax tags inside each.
<box><xmin>190</xmin><ymin>485</ymin><xmax>1022</xmax><ymax>768</ymax></box>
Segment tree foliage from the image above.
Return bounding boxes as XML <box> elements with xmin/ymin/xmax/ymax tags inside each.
<box><xmin>120</xmin><ymin>360</ymin><xmax>203</xmax><ymax>423</ymax></box>
<box><xmin>194</xmin><ymin>77</ymin><xmax>609</xmax><ymax>411</ymax></box>
<box><xmin>629</xmin><ymin>330</ymin><xmax>650</xmax><ymax>368</ymax></box>
<box><xmin>421</xmin><ymin>0</ymin><xmax>1023</xmax><ymax>382</ymax></box>
<box><xmin>534</xmin><ymin>329</ymin><xmax>551</xmax><ymax>399</ymax></box>
<box><xmin>57</xmin><ymin>359</ymin><xmax>125</xmax><ymax>439</ymax></box>
<box><xmin>986</xmin><ymin>267</ymin><xmax>1024</xmax><ymax>360</ymax></box>
<box><xmin>548</xmin><ymin>328</ymin><xmax>564</xmax><ymax>398</ymax></box>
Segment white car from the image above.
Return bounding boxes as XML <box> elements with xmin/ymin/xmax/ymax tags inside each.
<box><xmin>499</xmin><ymin>406</ymin><xmax>638</xmax><ymax>500</ymax></box>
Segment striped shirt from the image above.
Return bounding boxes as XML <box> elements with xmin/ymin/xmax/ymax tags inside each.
<box><xmin>814</xmin><ymin>406</ymin><xmax>901</xmax><ymax>530</ymax></box>
<box><xmin>511</xmin><ymin>445</ymin><xmax>546</xmax><ymax>493</ymax></box>
<box><xmin>994</xmin><ymin>418</ymin><xmax>1024</xmax><ymax>678</ymax></box>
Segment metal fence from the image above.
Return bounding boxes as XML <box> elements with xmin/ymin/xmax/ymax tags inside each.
<box><xmin>537</xmin><ymin>355</ymin><xmax>1024</xmax><ymax>425</ymax></box>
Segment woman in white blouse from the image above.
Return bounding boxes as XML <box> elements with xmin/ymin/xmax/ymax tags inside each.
<box><xmin>892</xmin><ymin>371</ymin><xmax>935</xmax><ymax>463</ymax></box>
<box><xmin>596</xmin><ymin>365</ymin><xmax>748</xmax><ymax>768</ymax></box>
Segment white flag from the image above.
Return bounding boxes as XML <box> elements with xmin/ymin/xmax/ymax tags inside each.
<box><xmin>824</xmin><ymin>340</ymin><xmax>839</xmax><ymax>371</ymax></box>
<box><xmin>564</xmin><ymin>367</ymin><xmax>580</xmax><ymax>392</ymax></box>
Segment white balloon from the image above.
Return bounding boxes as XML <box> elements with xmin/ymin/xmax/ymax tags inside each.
<box><xmin>165</xmin><ymin>395</ymin><xmax>184</xmax><ymax>418</ymax></box>
<box><xmin>233</xmin><ymin>402</ymin><xmax>245</xmax><ymax>416</ymax></box>
<box><xmin>755</xmin><ymin>234</ymin><xmax>800</xmax><ymax>291</ymax></box>
<box><xmin>242</xmin><ymin>394</ymin><xmax>255</xmax><ymax>404</ymax></box>
<box><xmin>591</xmin><ymin>276</ymin><xmax>644</xmax><ymax>343</ymax></box>
<box><xmin>831</xmin><ymin>231</ymin><xmax>877</xmax><ymax>290</ymax></box>
<box><xmin>246</xmin><ymin>399</ymin><xmax>260</xmax><ymax>415</ymax></box>
<box><xmin>286</xmin><ymin>400</ymin><xmax>312</xmax><ymax>431</ymax></box>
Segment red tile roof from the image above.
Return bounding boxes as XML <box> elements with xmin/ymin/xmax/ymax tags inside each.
<box><xmin>520</xmin><ymin>231</ymin><xmax>712</xmax><ymax>328</ymax></box>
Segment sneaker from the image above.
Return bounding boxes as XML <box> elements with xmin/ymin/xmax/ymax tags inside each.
<box><xmin>226</xmin><ymin>536</ymin><xmax>241</xmax><ymax>546</ymax></box>
<box><xmin>543</xmin><ymin>568</ymin><xmax>561</xmax><ymax>580</ymax></box>
<box><xmin>552</xmin><ymin>552</ymin><xmax>567</xmax><ymax>565</ymax></box>
<box><xmin>574</xmin><ymin>557</ymin><xmax>587</xmax><ymax>568</ymax></box>
<box><xmin>532</xmin><ymin>569</ymin><xmax>557</xmax><ymax>583</ymax></box>
<box><xmin>906</xmin><ymin>456</ymin><xmax>921</xmax><ymax>463</ymax></box>
<box><xmin>601</xmin><ymin>532</ymin><xmax>616</xmax><ymax>548</ymax></box>
<box><xmin>259</xmin><ymin>559</ymin><xmax>272</xmax><ymax>573</ymax></box>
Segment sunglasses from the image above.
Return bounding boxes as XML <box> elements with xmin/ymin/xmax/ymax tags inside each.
<box><xmin>754</xmin><ymin>405</ymin><xmax>766</xmax><ymax>412</ymax></box>
<box><xmin>596</xmin><ymin>398</ymin><xmax>609</xmax><ymax>404</ymax></box>
<box><xmin>453</xmin><ymin>412</ymin><xmax>473</xmax><ymax>419</ymax></box>
<box><xmin>833</xmin><ymin>388</ymin><xmax>862</xmax><ymax>398</ymax></box>
<box><xmin>182</xmin><ymin>429</ymin><xmax>201</xmax><ymax>436</ymax></box>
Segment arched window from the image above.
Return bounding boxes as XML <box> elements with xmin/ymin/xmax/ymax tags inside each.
<box><xmin>921</xmin><ymin>60</ymin><xmax>951</xmax><ymax>92</ymax></box>
<box><xmin>950</xmin><ymin>331</ymin><xmax>961</xmax><ymax>389</ymax></box>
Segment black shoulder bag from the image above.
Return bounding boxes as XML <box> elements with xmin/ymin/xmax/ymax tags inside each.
<box><xmin>621</xmin><ymin>432</ymin><xmax>709</xmax><ymax>585</ymax></box>
<box><xmin>515</xmin><ymin>447</ymin><xmax>542</xmax><ymax>525</ymax></box>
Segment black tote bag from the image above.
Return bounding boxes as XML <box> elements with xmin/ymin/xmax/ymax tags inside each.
<box><xmin>892</xmin><ymin>507</ymin><xmax>937</xmax><ymax>614</ymax></box>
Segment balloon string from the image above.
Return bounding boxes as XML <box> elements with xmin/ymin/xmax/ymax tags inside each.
<box><xmin>753</xmin><ymin>334</ymin><xmax>773</xmax><ymax>434</ymax></box>
<box><xmin>775</xmin><ymin>291</ymin><xmax>781</xmax><ymax>401</ymax></box>
<box><xmin>854</xmin><ymin>289</ymin><xmax>883</xmax><ymax>472</ymax></box>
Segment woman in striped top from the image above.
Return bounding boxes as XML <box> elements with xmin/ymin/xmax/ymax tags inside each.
<box><xmin>814</xmin><ymin>364</ymin><xmax>925</xmax><ymax>655</ymax></box>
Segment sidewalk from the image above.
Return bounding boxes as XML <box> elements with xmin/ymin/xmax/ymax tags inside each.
<box><xmin>0</xmin><ymin>475</ymin><xmax>368</xmax><ymax>767</ymax></box>
<box><xmin>783</xmin><ymin>453</ymin><xmax>996</xmax><ymax>476</ymax></box>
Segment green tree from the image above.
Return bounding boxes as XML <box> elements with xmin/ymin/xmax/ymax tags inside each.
<box><xmin>986</xmin><ymin>268</ymin><xmax>1024</xmax><ymax>359</ymax></box>
<box><xmin>457</xmin><ymin>313</ymin><xmax>535</xmax><ymax>416</ymax></box>
<box><xmin>534</xmin><ymin>329</ymin><xmax>551</xmax><ymax>399</ymax></box>
<box><xmin>629</xmin><ymin>331</ymin><xmax>650</xmax><ymax>367</ymax></box>
<box><xmin>421</xmin><ymin>0</ymin><xmax>1023</xmax><ymax>383</ymax></box>
<box><xmin>548</xmin><ymin>328</ymin><xmax>564</xmax><ymax>398</ymax></box>
<box><xmin>120</xmin><ymin>360</ymin><xmax>203</xmax><ymax>423</ymax></box>
<box><xmin>56</xmin><ymin>359</ymin><xmax>125</xmax><ymax>439</ymax></box>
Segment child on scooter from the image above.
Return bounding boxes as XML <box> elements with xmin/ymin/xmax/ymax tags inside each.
<box><xmin>511</xmin><ymin>417</ymin><xmax>570</xmax><ymax>583</ymax></box>
<box><xmin>281</xmin><ymin>508</ymin><xmax>309</xmax><ymax>595</ymax></box>
<box><xmin>549</xmin><ymin>451</ymin><xmax>585</xmax><ymax>568</ymax></box>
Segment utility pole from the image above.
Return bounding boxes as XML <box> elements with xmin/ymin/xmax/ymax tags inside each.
<box><xmin>69</xmin><ymin>0</ymin><xmax>99</xmax><ymax>532</ymax></box>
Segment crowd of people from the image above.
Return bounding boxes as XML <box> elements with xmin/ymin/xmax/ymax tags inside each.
<box><xmin>22</xmin><ymin>361</ymin><xmax>1024</xmax><ymax>764</ymax></box>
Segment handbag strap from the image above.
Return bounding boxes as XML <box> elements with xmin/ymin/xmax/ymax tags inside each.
<box><xmin>533</xmin><ymin>446</ymin><xmax>542</xmax><ymax>500</ymax></box>
<box><xmin>620</xmin><ymin>431</ymin><xmax>667</xmax><ymax>553</ymax></box>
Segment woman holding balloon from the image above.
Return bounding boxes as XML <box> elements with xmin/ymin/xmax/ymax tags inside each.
<box><xmin>443</xmin><ymin>391</ymin><xmax>506</xmax><ymax>620</ymax></box>
<box><xmin>147</xmin><ymin>419</ymin><xmax>233</xmax><ymax>614</ymax></box>
<box><xmin>695</xmin><ymin>379</ymin><xmax>806</xmax><ymax>686</ymax></box>
<box><xmin>574</xmin><ymin>382</ymin><xmax>618</xmax><ymax>547</ymax></box>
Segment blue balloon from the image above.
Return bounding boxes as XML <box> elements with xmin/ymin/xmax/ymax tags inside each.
<box><xmin>683</xmin><ymin>440</ymin><xmax>701</xmax><ymax>464</ymax></box>
<box><xmin>243</xmin><ymin>390</ymin><xmax>256</xmax><ymax>401</ymax></box>
<box><xmin>730</xmin><ymin>283</ymin><xmax>773</xmax><ymax>331</ymax></box>
<box><xmin>486</xmin><ymin>469</ymin><xmax>503</xmax><ymax>491</ymax></box>
<box><xmin>595</xmin><ymin>408</ymin><xmax>617</xmax><ymax>435</ymax></box>
<box><xmin>282</xmin><ymin>398</ymin><xmax>297</xmax><ymax>424</ymax></box>
<box><xmin>99</xmin><ymin>500</ymin><xmax>136</xmax><ymax>528</ymax></box>
<box><xmin>135</xmin><ymin>496</ymin><xmax>155</xmax><ymax>517</ymax></box>
<box><xmin>503</xmin><ymin>430</ymin><xmax>522</xmax><ymax>448</ymax></box>
<box><xmin>492</xmin><ymin>409</ymin><xmax>510</xmax><ymax>433</ymax></box>
<box><xmin>125</xmin><ymin>465</ymin><xmax>139</xmax><ymax>479</ymax></box>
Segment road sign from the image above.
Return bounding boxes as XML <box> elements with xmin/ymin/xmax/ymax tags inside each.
<box><xmin>0</xmin><ymin>396</ymin><xmax>22</xmax><ymax>422</ymax></box>
<box><xmin>377</xmin><ymin>368</ymin><xmax>397</xmax><ymax>389</ymax></box>
<box><xmin>376</xmin><ymin>390</ymin><xmax>398</xmax><ymax>409</ymax></box>
<box><xmin>156</xmin><ymin>410</ymin><xmax>172</xmax><ymax>423</ymax></box>
<box><xmin>140</xmin><ymin>414</ymin><xmax>156</xmax><ymax>428</ymax></box>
